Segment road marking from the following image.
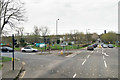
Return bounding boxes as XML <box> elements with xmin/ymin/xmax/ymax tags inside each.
<box><xmin>66</xmin><ymin>54</ymin><xmax>77</xmax><ymax>57</ymax></box>
<box><xmin>19</xmin><ymin>71</ymin><xmax>26</xmax><ymax>78</ymax></box>
<box><xmin>87</xmin><ymin>54</ymin><xmax>90</xmax><ymax>58</ymax></box>
<box><xmin>92</xmin><ymin>73</ymin><xmax>95</xmax><ymax>76</ymax></box>
<box><xmin>73</xmin><ymin>73</ymin><xmax>77</xmax><ymax>78</ymax></box>
<box><xmin>103</xmin><ymin>56</ymin><xmax>105</xmax><ymax>60</ymax></box>
<box><xmin>82</xmin><ymin>59</ymin><xmax>86</xmax><ymax>65</ymax></box>
<box><xmin>104</xmin><ymin>60</ymin><xmax>107</xmax><ymax>68</ymax></box>
<box><xmin>22</xmin><ymin>62</ymin><xmax>25</xmax><ymax>65</ymax></box>
<box><xmin>104</xmin><ymin>53</ymin><xmax>109</xmax><ymax>57</ymax></box>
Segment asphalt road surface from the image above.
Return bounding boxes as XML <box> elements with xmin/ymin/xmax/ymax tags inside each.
<box><xmin>1</xmin><ymin>47</ymin><xmax>119</xmax><ymax>78</ymax></box>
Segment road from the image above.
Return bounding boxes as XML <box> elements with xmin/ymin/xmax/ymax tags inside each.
<box><xmin>1</xmin><ymin>47</ymin><xmax>119</xmax><ymax>78</ymax></box>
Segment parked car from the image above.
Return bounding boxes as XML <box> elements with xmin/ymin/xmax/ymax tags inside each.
<box><xmin>108</xmin><ymin>44</ymin><xmax>113</xmax><ymax>48</ymax></box>
<box><xmin>102</xmin><ymin>44</ymin><xmax>108</xmax><ymax>48</ymax></box>
<box><xmin>87</xmin><ymin>45</ymin><xmax>94</xmax><ymax>50</ymax></box>
<box><xmin>1</xmin><ymin>47</ymin><xmax>13</xmax><ymax>52</ymax></box>
<box><xmin>21</xmin><ymin>47</ymin><xmax>38</xmax><ymax>52</ymax></box>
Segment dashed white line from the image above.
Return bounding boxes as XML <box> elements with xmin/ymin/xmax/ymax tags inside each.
<box><xmin>103</xmin><ymin>56</ymin><xmax>105</xmax><ymax>60</ymax></box>
<box><xmin>82</xmin><ymin>59</ymin><xmax>86</xmax><ymax>65</ymax></box>
<box><xmin>73</xmin><ymin>73</ymin><xmax>77</xmax><ymax>78</ymax></box>
<box><xmin>87</xmin><ymin>54</ymin><xmax>90</xmax><ymax>58</ymax></box>
<box><xmin>104</xmin><ymin>60</ymin><xmax>107</xmax><ymax>68</ymax></box>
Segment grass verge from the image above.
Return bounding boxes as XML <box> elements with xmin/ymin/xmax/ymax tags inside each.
<box><xmin>0</xmin><ymin>57</ymin><xmax>12</xmax><ymax>62</ymax></box>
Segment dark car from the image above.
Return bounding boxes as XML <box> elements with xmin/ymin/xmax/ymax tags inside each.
<box><xmin>108</xmin><ymin>44</ymin><xmax>113</xmax><ymax>48</ymax></box>
<box><xmin>87</xmin><ymin>45</ymin><xmax>94</xmax><ymax>50</ymax></box>
<box><xmin>102</xmin><ymin>44</ymin><xmax>108</xmax><ymax>48</ymax></box>
<box><xmin>1</xmin><ymin>47</ymin><xmax>13</xmax><ymax>52</ymax></box>
<box><xmin>92</xmin><ymin>44</ymin><xmax>98</xmax><ymax>48</ymax></box>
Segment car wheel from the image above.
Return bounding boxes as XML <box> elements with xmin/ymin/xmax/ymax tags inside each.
<box><xmin>22</xmin><ymin>50</ymin><xmax>26</xmax><ymax>52</ymax></box>
<box><xmin>32</xmin><ymin>50</ymin><xmax>36</xmax><ymax>52</ymax></box>
<box><xmin>7</xmin><ymin>50</ymin><xmax>9</xmax><ymax>52</ymax></box>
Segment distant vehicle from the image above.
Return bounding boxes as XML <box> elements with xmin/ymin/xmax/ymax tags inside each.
<box><xmin>87</xmin><ymin>45</ymin><xmax>94</xmax><ymax>50</ymax></box>
<box><xmin>102</xmin><ymin>44</ymin><xmax>108</xmax><ymax>48</ymax></box>
<box><xmin>101</xmin><ymin>43</ymin><xmax>104</xmax><ymax>47</ymax></box>
<box><xmin>108</xmin><ymin>44</ymin><xmax>113</xmax><ymax>48</ymax></box>
<box><xmin>92</xmin><ymin>44</ymin><xmax>98</xmax><ymax>48</ymax></box>
<box><xmin>1</xmin><ymin>47</ymin><xmax>13</xmax><ymax>52</ymax></box>
<box><xmin>21</xmin><ymin>47</ymin><xmax>38</xmax><ymax>52</ymax></box>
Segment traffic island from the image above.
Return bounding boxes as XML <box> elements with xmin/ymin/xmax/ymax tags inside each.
<box><xmin>59</xmin><ymin>51</ymin><xmax>73</xmax><ymax>57</ymax></box>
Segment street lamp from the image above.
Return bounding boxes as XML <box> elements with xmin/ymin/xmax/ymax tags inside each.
<box><xmin>86</xmin><ymin>29</ymin><xmax>90</xmax><ymax>44</ymax></box>
<box><xmin>56</xmin><ymin>19</ymin><xmax>59</xmax><ymax>35</ymax></box>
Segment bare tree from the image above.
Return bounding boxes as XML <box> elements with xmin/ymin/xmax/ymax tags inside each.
<box><xmin>15</xmin><ymin>27</ymin><xmax>24</xmax><ymax>37</ymax></box>
<box><xmin>0</xmin><ymin>0</ymin><xmax>25</xmax><ymax>35</ymax></box>
<box><xmin>40</xmin><ymin>26</ymin><xmax>49</xmax><ymax>37</ymax></box>
<box><xmin>33</xmin><ymin>26</ymin><xmax>41</xmax><ymax>36</ymax></box>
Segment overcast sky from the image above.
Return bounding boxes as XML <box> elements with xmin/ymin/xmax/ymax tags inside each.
<box><xmin>20</xmin><ymin>0</ymin><xmax>119</xmax><ymax>35</ymax></box>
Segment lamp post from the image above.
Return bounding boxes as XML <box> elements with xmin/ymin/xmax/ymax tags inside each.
<box><xmin>56</xmin><ymin>19</ymin><xmax>59</xmax><ymax>49</ymax></box>
<box><xmin>86</xmin><ymin>29</ymin><xmax>90</xmax><ymax>44</ymax></box>
<box><xmin>56</xmin><ymin>19</ymin><xmax>59</xmax><ymax>36</ymax></box>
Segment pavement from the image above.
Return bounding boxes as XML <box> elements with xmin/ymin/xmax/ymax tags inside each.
<box><xmin>0</xmin><ymin>58</ymin><xmax>25</xmax><ymax>79</ymax></box>
<box><xmin>1</xmin><ymin>47</ymin><xmax>119</xmax><ymax>79</ymax></box>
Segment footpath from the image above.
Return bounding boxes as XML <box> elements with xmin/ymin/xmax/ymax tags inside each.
<box><xmin>1</xmin><ymin>59</ymin><xmax>25</xmax><ymax>79</ymax></box>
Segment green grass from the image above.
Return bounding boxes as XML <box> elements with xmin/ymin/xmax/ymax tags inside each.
<box><xmin>0</xmin><ymin>57</ymin><xmax>12</xmax><ymax>62</ymax></box>
<box><xmin>0</xmin><ymin>64</ymin><xmax>2</xmax><ymax>69</ymax></box>
<box><xmin>14</xmin><ymin>48</ymin><xmax>21</xmax><ymax>51</ymax></box>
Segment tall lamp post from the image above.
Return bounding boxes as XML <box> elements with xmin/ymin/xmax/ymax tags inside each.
<box><xmin>56</xmin><ymin>19</ymin><xmax>59</xmax><ymax>36</ymax></box>
<box><xmin>56</xmin><ymin>19</ymin><xmax>59</xmax><ymax>49</ymax></box>
<box><xmin>86</xmin><ymin>29</ymin><xmax>90</xmax><ymax>44</ymax></box>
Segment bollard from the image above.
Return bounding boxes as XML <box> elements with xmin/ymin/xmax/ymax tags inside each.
<box><xmin>61</xmin><ymin>50</ymin><xmax>63</xmax><ymax>55</ymax></box>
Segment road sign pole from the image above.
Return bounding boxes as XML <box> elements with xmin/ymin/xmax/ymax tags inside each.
<box><xmin>12</xmin><ymin>34</ymin><xmax>14</xmax><ymax>70</ymax></box>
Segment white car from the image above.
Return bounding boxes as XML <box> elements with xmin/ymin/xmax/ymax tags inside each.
<box><xmin>21</xmin><ymin>47</ymin><xmax>38</xmax><ymax>52</ymax></box>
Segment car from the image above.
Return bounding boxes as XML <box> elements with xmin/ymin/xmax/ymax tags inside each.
<box><xmin>92</xmin><ymin>44</ymin><xmax>98</xmax><ymax>48</ymax></box>
<box><xmin>87</xmin><ymin>45</ymin><xmax>94</xmax><ymax>50</ymax></box>
<box><xmin>102</xmin><ymin>44</ymin><xmax>108</xmax><ymax>48</ymax></box>
<box><xmin>21</xmin><ymin>47</ymin><xmax>38</xmax><ymax>52</ymax></box>
<box><xmin>108</xmin><ymin>44</ymin><xmax>113</xmax><ymax>48</ymax></box>
<box><xmin>1</xmin><ymin>47</ymin><xmax>13</xmax><ymax>52</ymax></box>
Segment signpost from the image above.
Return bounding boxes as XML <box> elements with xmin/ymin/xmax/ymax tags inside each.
<box><xmin>12</xmin><ymin>34</ymin><xmax>15</xmax><ymax>70</ymax></box>
<box><xmin>12</xmin><ymin>34</ymin><xmax>17</xmax><ymax>70</ymax></box>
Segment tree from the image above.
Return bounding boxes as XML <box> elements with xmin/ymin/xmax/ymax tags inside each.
<box><xmin>0</xmin><ymin>0</ymin><xmax>25</xmax><ymax>35</ymax></box>
<box><xmin>15</xmin><ymin>27</ymin><xmax>24</xmax><ymax>37</ymax></box>
<box><xmin>101</xmin><ymin>31</ymin><xmax>117</xmax><ymax>44</ymax></box>
<box><xmin>91</xmin><ymin>33</ymin><xmax>99</xmax><ymax>42</ymax></box>
<box><xmin>40</xmin><ymin>26</ymin><xmax>49</xmax><ymax>37</ymax></box>
<box><xmin>33</xmin><ymin>26</ymin><xmax>41</xmax><ymax>42</ymax></box>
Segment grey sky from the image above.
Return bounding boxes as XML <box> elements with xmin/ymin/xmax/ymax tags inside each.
<box><xmin>21</xmin><ymin>0</ymin><xmax>119</xmax><ymax>35</ymax></box>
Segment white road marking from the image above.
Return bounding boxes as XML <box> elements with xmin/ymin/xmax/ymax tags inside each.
<box><xmin>103</xmin><ymin>56</ymin><xmax>105</xmax><ymax>60</ymax></box>
<box><xmin>66</xmin><ymin>54</ymin><xmax>77</xmax><ymax>57</ymax></box>
<box><xmin>104</xmin><ymin>60</ymin><xmax>107</xmax><ymax>68</ymax></box>
<box><xmin>92</xmin><ymin>73</ymin><xmax>95</xmax><ymax>76</ymax></box>
<box><xmin>82</xmin><ymin>59</ymin><xmax>86</xmax><ymax>65</ymax></box>
<box><xmin>22</xmin><ymin>62</ymin><xmax>26</xmax><ymax>65</ymax></box>
<box><xmin>73</xmin><ymin>73</ymin><xmax>77</xmax><ymax>78</ymax></box>
<box><xmin>104</xmin><ymin>53</ymin><xmax>109</xmax><ymax>57</ymax></box>
<box><xmin>87</xmin><ymin>54</ymin><xmax>90</xmax><ymax>58</ymax></box>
